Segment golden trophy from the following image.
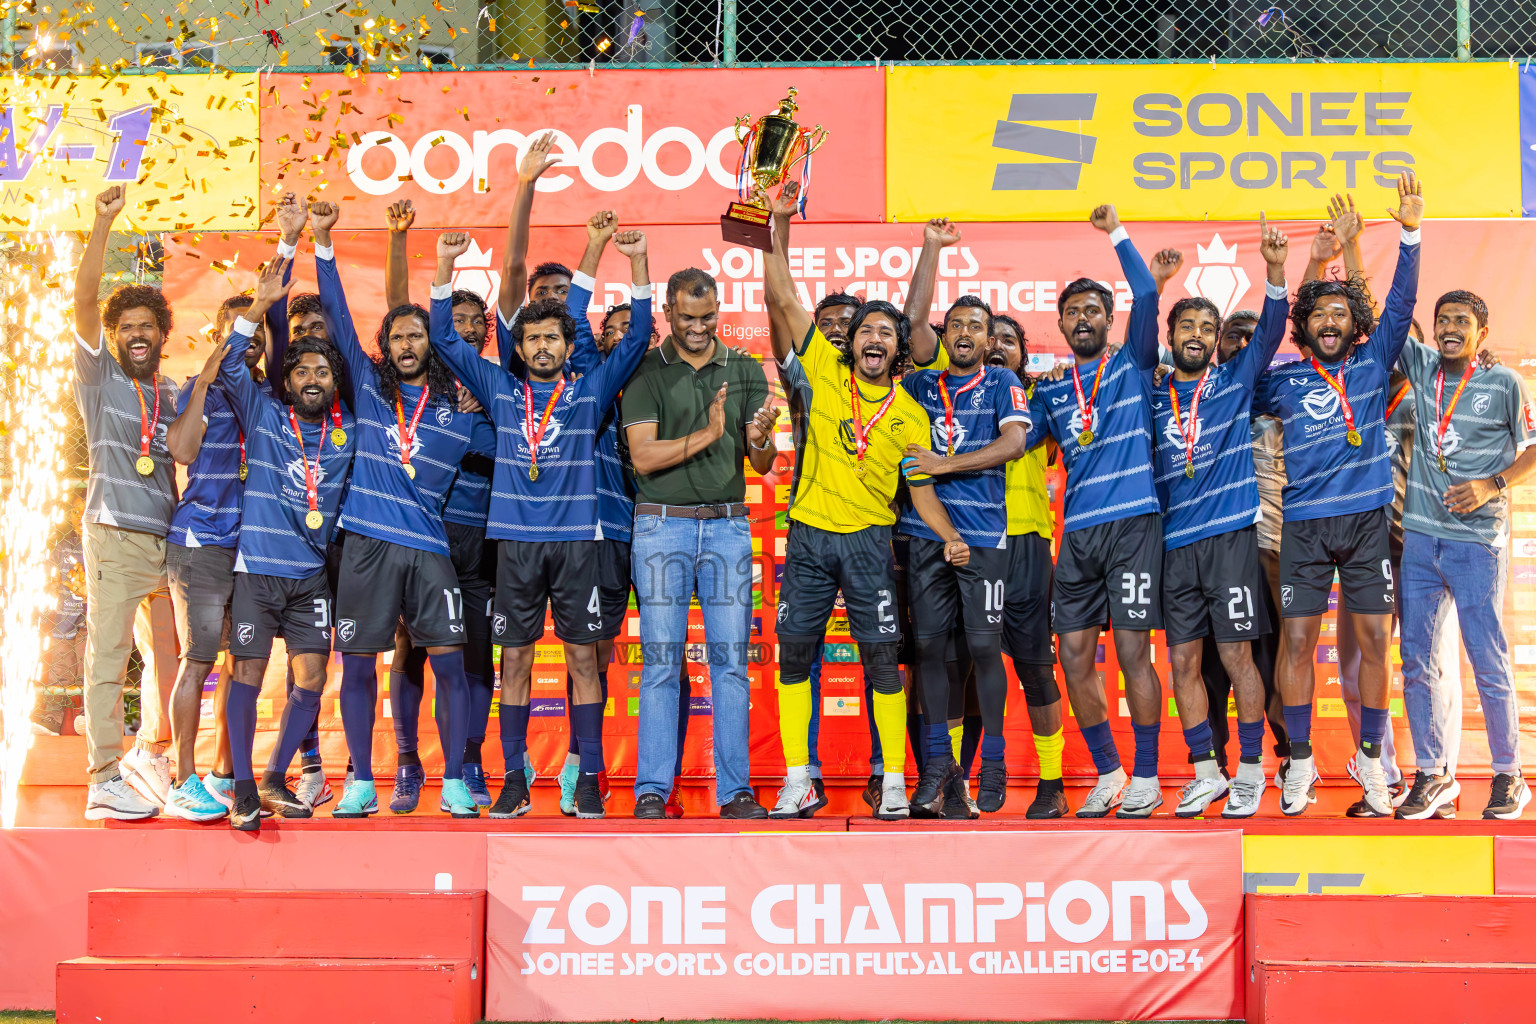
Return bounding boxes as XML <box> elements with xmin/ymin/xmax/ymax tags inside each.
<box><xmin>721</xmin><ymin>88</ymin><xmax>828</xmax><ymax>250</ymax></box>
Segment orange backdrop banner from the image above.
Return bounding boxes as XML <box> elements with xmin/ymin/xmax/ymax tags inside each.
<box><xmin>156</xmin><ymin>217</ymin><xmax>1536</xmax><ymax>784</ymax></box>
<box><xmin>484</xmin><ymin>831</ymin><xmax>1244</xmax><ymax>1021</ymax></box>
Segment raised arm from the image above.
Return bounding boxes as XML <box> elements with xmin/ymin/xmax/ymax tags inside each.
<box><xmin>433</xmin><ymin>232</ymin><xmax>509</xmax><ymax>411</ymax></box>
<box><xmin>384</xmin><ymin>199</ymin><xmax>416</xmax><ymax>310</ymax></box>
<box><xmin>167</xmin><ymin>341</ymin><xmax>228</xmax><ymax>465</ymax></box>
<box><xmin>1232</xmin><ymin>215</ymin><xmax>1292</xmax><ymax>391</ymax></box>
<box><xmin>564</xmin><ymin>210</ymin><xmax>617</xmax><ymax>377</ymax></box>
<box><xmin>1150</xmin><ymin>248</ymin><xmax>1184</xmax><ymax>297</ymax></box>
<box><xmin>1302</xmin><ymin>223</ymin><xmax>1341</xmax><ymax>285</ymax></box>
<box><xmin>1327</xmin><ymin>193</ymin><xmax>1369</xmax><ymax>295</ymax></box>
<box><xmin>904</xmin><ymin>218</ymin><xmax>961</xmax><ymax>367</ymax></box>
<box><xmin>1092</xmin><ymin>204</ymin><xmax>1160</xmax><ymax>371</ymax></box>
<box><xmin>265</xmin><ymin>193</ymin><xmax>310</xmax><ymax>392</ymax></box>
<box><xmin>309</xmin><ymin>200</ymin><xmax>379</xmax><ymax>390</ymax></box>
<box><xmin>498</xmin><ymin>132</ymin><xmax>561</xmax><ymax>324</ymax></box>
<box><xmin>1370</xmin><ymin>172</ymin><xmax>1425</xmax><ymax>370</ymax></box>
<box><xmin>763</xmin><ymin>183</ymin><xmax>813</xmax><ymax>361</ymax></box>
<box><xmin>220</xmin><ymin>260</ymin><xmax>295</xmax><ymax>433</ymax></box>
<box><xmin>588</xmin><ymin>230</ymin><xmax>652</xmax><ymax>410</ymax></box>
<box><xmin>74</xmin><ymin>186</ymin><xmax>125</xmax><ymax>345</ymax></box>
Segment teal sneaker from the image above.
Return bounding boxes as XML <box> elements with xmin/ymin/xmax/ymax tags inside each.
<box><xmin>165</xmin><ymin>775</ymin><xmax>227</xmax><ymax>822</ymax></box>
<box><xmin>203</xmin><ymin>773</ymin><xmax>235</xmax><ymax>810</ymax></box>
<box><xmin>333</xmin><ymin>779</ymin><xmax>378</xmax><ymax>818</ymax></box>
<box><xmin>558</xmin><ymin>763</ymin><xmax>579</xmax><ymax>817</ymax></box>
<box><xmin>440</xmin><ymin>778</ymin><xmax>480</xmax><ymax>818</ymax></box>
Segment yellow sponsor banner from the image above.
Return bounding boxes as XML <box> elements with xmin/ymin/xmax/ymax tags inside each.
<box><xmin>1243</xmin><ymin>835</ymin><xmax>1494</xmax><ymax>895</ymax></box>
<box><xmin>887</xmin><ymin>64</ymin><xmax>1520</xmax><ymax>221</ymax></box>
<box><xmin>0</xmin><ymin>72</ymin><xmax>259</xmax><ymax>230</ymax></box>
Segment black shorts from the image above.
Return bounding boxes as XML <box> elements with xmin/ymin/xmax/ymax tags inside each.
<box><xmin>1003</xmin><ymin>532</ymin><xmax>1054</xmax><ymax>664</ymax></box>
<box><xmin>890</xmin><ymin>534</ymin><xmax>917</xmax><ymax>666</ymax></box>
<box><xmin>1162</xmin><ymin>526</ymin><xmax>1272</xmax><ymax>646</ymax></box>
<box><xmin>1279</xmin><ymin>506</ymin><xmax>1394</xmax><ymax>618</ymax></box>
<box><xmin>596</xmin><ymin>538</ymin><xmax>632</xmax><ymax>642</ymax></box>
<box><xmin>230</xmin><ymin>569</ymin><xmax>333</xmax><ymax>660</ymax></box>
<box><xmin>494</xmin><ymin>540</ymin><xmax>604</xmax><ymax>648</ymax></box>
<box><xmin>334</xmin><ymin>532</ymin><xmax>466</xmax><ymax>653</ymax></box>
<box><xmin>903</xmin><ymin>536</ymin><xmax>1009</xmax><ymax>639</ymax></box>
<box><xmin>1053</xmin><ymin>512</ymin><xmax>1164</xmax><ymax>633</ymax></box>
<box><xmin>447</xmin><ymin>520</ymin><xmax>496</xmax><ymax>675</ymax></box>
<box><xmin>166</xmin><ymin>542</ymin><xmax>235</xmax><ymax>663</ymax></box>
<box><xmin>778</xmin><ymin>522</ymin><xmax>899</xmax><ymax>644</ymax></box>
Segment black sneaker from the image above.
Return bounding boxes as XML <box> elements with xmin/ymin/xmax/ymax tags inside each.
<box><xmin>811</xmin><ymin>778</ymin><xmax>828</xmax><ymax>813</ymax></box>
<box><xmin>1026</xmin><ymin>778</ymin><xmax>1068</xmax><ymax>819</ymax></box>
<box><xmin>1484</xmin><ymin>772</ymin><xmax>1532</xmax><ymax>820</ymax></box>
<box><xmin>719</xmin><ymin>792</ymin><xmax>769</xmax><ymax>819</ymax></box>
<box><xmin>258</xmin><ymin>777</ymin><xmax>312</xmax><ymax>818</ymax></box>
<box><xmin>976</xmin><ymin>761</ymin><xmax>1008</xmax><ymax>813</ymax></box>
<box><xmin>633</xmin><ymin>793</ymin><xmax>667</xmax><ymax>819</ymax></box>
<box><xmin>575</xmin><ymin>773</ymin><xmax>605</xmax><ymax>819</ymax></box>
<box><xmin>911</xmin><ymin>756</ymin><xmax>960</xmax><ymax>818</ymax></box>
<box><xmin>1396</xmin><ymin>771</ymin><xmax>1460</xmax><ymax>820</ymax></box>
<box><xmin>229</xmin><ymin>792</ymin><xmax>263</xmax><ymax>832</ymax></box>
<box><xmin>940</xmin><ymin>775</ymin><xmax>972</xmax><ymax>818</ymax></box>
<box><xmin>489</xmin><ymin>771</ymin><xmax>531</xmax><ymax>818</ymax></box>
<box><xmin>861</xmin><ymin>773</ymin><xmax>881</xmax><ymax>812</ymax></box>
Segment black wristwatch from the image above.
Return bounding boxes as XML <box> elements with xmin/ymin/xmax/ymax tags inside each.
<box><xmin>1494</xmin><ymin>474</ymin><xmax>1509</xmax><ymax>492</ymax></box>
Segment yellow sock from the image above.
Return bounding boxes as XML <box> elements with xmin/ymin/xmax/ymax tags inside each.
<box><xmin>778</xmin><ymin>680</ymin><xmax>812</xmax><ymax>768</ymax></box>
<box><xmin>1035</xmin><ymin>728</ymin><xmax>1065</xmax><ymax>782</ymax></box>
<box><xmin>872</xmin><ymin>690</ymin><xmax>907</xmax><ymax>776</ymax></box>
<box><xmin>949</xmin><ymin>723</ymin><xmax>963</xmax><ymax>762</ymax></box>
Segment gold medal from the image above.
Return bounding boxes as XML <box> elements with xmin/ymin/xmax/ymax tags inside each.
<box><xmin>404</xmin><ymin>463</ymin><xmax>416</xmax><ymax>479</ymax></box>
<box><xmin>529</xmin><ymin>465</ymin><xmax>540</xmax><ymax>482</ymax></box>
<box><xmin>1184</xmin><ymin>461</ymin><xmax>1196</xmax><ymax>479</ymax></box>
<box><xmin>1439</xmin><ymin>454</ymin><xmax>1447</xmax><ymax>472</ymax></box>
<box><xmin>1077</xmin><ymin>429</ymin><xmax>1093</xmax><ymax>446</ymax></box>
<box><xmin>331</xmin><ymin>427</ymin><xmax>347</xmax><ymax>448</ymax></box>
<box><xmin>305</xmin><ymin>509</ymin><xmax>323</xmax><ymax>531</ymax></box>
<box><xmin>135</xmin><ymin>455</ymin><xmax>154</xmax><ymax>476</ymax></box>
<box><xmin>238</xmin><ymin>461</ymin><xmax>248</xmax><ymax>482</ymax></box>
<box><xmin>1346</xmin><ymin>429</ymin><xmax>1362</xmax><ymax>447</ymax></box>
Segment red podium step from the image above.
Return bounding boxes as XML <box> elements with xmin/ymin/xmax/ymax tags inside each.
<box><xmin>57</xmin><ymin>956</ymin><xmax>480</xmax><ymax>1024</ymax></box>
<box><xmin>1251</xmin><ymin>960</ymin><xmax>1536</xmax><ymax>1023</ymax></box>
<box><xmin>87</xmin><ymin>888</ymin><xmax>484</xmax><ymax>961</ymax></box>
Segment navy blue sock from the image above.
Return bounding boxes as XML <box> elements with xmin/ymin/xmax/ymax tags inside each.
<box><xmin>926</xmin><ymin>721</ymin><xmax>950</xmax><ymax>758</ymax></box>
<box><xmin>390</xmin><ymin>648</ymin><xmax>427</xmax><ymax>766</ymax></box>
<box><xmin>1182</xmin><ymin>720</ymin><xmax>1216</xmax><ymax>763</ymax></box>
<box><xmin>979</xmin><ymin>732</ymin><xmax>1005</xmax><ymax>765</ymax></box>
<box><xmin>1283</xmin><ymin>703</ymin><xmax>1313</xmax><ymax>753</ymax></box>
<box><xmin>1132</xmin><ymin>722</ymin><xmax>1160</xmax><ymax>778</ymax></box>
<box><xmin>1238</xmin><ymin>719</ymin><xmax>1265</xmax><ymax>762</ymax></box>
<box><xmin>962</xmin><ymin>714</ymin><xmax>984</xmax><ymax>775</ymax></box>
<box><xmin>864</xmin><ymin>671</ymin><xmax>882</xmax><ymax>769</ymax></box>
<box><xmin>571</xmin><ymin>701</ymin><xmax>605</xmax><ymax>774</ymax></box>
<box><xmin>464</xmin><ymin>667</ymin><xmax>492</xmax><ymax>762</ymax></box>
<box><xmin>908</xmin><ymin>710</ymin><xmax>928</xmax><ymax>774</ymax></box>
<box><xmin>1081</xmin><ymin>719</ymin><xmax>1120</xmax><ymax>775</ymax></box>
<box><xmin>227</xmin><ymin>680</ymin><xmax>260</xmax><ymax>783</ymax></box>
<box><xmin>673</xmin><ymin>665</ymin><xmax>690</xmax><ymax>778</ymax></box>
<box><xmin>1359</xmin><ymin>705</ymin><xmax>1389</xmax><ymax>758</ymax></box>
<box><xmin>268</xmin><ymin>685</ymin><xmax>322</xmax><ymax>780</ymax></box>
<box><xmin>428</xmin><ymin>651</ymin><xmax>469</xmax><ymax>778</ymax></box>
<box><xmin>565</xmin><ymin>673</ymin><xmax>579</xmax><ymax>756</ymax></box>
<box><xmin>808</xmin><ymin>654</ymin><xmax>823</xmax><ymax>770</ymax></box>
<box><xmin>500</xmin><ymin>702</ymin><xmax>530</xmax><ymax>773</ymax></box>
<box><xmin>339</xmin><ymin>654</ymin><xmax>378</xmax><ymax>782</ymax></box>
<box><xmin>286</xmin><ymin>667</ymin><xmax>321</xmax><ymax>765</ymax></box>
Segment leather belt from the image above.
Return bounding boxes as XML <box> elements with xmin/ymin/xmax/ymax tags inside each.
<box><xmin>635</xmin><ymin>502</ymin><xmax>749</xmax><ymax>520</ymax></box>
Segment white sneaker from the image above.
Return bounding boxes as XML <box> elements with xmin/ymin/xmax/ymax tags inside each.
<box><xmin>1076</xmin><ymin>767</ymin><xmax>1127</xmax><ymax>818</ymax></box>
<box><xmin>1116</xmin><ymin>775</ymin><xmax>1164</xmax><ymax>818</ymax></box>
<box><xmin>769</xmin><ymin>769</ymin><xmax>815</xmax><ymax>819</ymax></box>
<box><xmin>295</xmin><ymin>770</ymin><xmax>333</xmax><ymax>809</ymax></box>
<box><xmin>1280</xmin><ymin>755</ymin><xmax>1318</xmax><ymax>815</ymax></box>
<box><xmin>1175</xmin><ymin>768</ymin><xmax>1230</xmax><ymax>818</ymax></box>
<box><xmin>1347</xmin><ymin>753</ymin><xmax>1407</xmax><ymax>805</ymax></box>
<box><xmin>1222</xmin><ymin>762</ymin><xmax>1267</xmax><ymax>818</ymax></box>
<box><xmin>1351</xmin><ymin>753</ymin><xmax>1394</xmax><ymax>818</ymax></box>
<box><xmin>85</xmin><ymin>776</ymin><xmax>159</xmax><ymax>821</ymax></box>
<box><xmin>876</xmin><ymin>773</ymin><xmax>910</xmax><ymax>820</ymax></box>
<box><xmin>120</xmin><ymin>747</ymin><xmax>172</xmax><ymax>808</ymax></box>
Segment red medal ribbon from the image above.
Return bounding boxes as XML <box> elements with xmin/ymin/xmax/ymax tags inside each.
<box><xmin>1167</xmin><ymin>366</ymin><xmax>1212</xmax><ymax>473</ymax></box>
<box><xmin>850</xmin><ymin>370</ymin><xmax>900</xmax><ymax>464</ymax></box>
<box><xmin>937</xmin><ymin>366</ymin><xmax>986</xmax><ymax>456</ymax></box>
<box><xmin>1435</xmin><ymin>360</ymin><xmax>1476</xmax><ymax>460</ymax></box>
<box><xmin>394</xmin><ymin>386</ymin><xmax>431</xmax><ymax>475</ymax></box>
<box><xmin>133</xmin><ymin>379</ymin><xmax>161</xmax><ymax>461</ymax></box>
<box><xmin>1071</xmin><ymin>358</ymin><xmax>1105</xmax><ymax>436</ymax></box>
<box><xmin>330</xmin><ymin>396</ymin><xmax>344</xmax><ymax>432</ymax></box>
<box><xmin>1310</xmin><ymin>356</ymin><xmax>1357</xmax><ymax>436</ymax></box>
<box><xmin>287</xmin><ymin>408</ymin><xmax>321</xmax><ymax>517</ymax></box>
<box><xmin>524</xmin><ymin>378</ymin><xmax>567</xmax><ymax>472</ymax></box>
<box><xmin>1386</xmin><ymin>379</ymin><xmax>1411</xmax><ymax>420</ymax></box>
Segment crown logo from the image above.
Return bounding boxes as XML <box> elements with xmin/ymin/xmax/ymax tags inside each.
<box><xmin>450</xmin><ymin>239</ymin><xmax>501</xmax><ymax>308</ymax></box>
<box><xmin>1196</xmin><ymin>234</ymin><xmax>1238</xmax><ymax>264</ymax></box>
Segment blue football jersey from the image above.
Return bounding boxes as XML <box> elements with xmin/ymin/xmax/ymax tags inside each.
<box><xmin>441</xmin><ymin>408</ymin><xmax>496</xmax><ymax>530</ymax></box>
<box><xmin>316</xmin><ymin>250</ymin><xmax>475</xmax><ymax>556</ymax></box>
<box><xmin>1026</xmin><ymin>231</ymin><xmax>1162</xmax><ymax>533</ymax></box>
<box><xmin>1253</xmin><ymin>230</ymin><xmax>1421</xmax><ymax>523</ymax></box>
<box><xmin>221</xmin><ymin>319</ymin><xmax>355</xmax><ymax>578</ymax></box>
<box><xmin>1150</xmin><ymin>286</ymin><xmax>1289</xmax><ymax>550</ymax></box>
<box><xmin>897</xmin><ymin>364</ymin><xmax>1030</xmax><ymax>548</ymax></box>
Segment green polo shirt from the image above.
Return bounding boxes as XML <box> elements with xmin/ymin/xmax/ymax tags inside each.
<box><xmin>621</xmin><ymin>336</ymin><xmax>771</xmax><ymax>506</ymax></box>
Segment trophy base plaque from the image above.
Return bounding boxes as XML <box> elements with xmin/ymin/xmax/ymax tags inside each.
<box><xmin>721</xmin><ymin>202</ymin><xmax>773</xmax><ymax>250</ymax></box>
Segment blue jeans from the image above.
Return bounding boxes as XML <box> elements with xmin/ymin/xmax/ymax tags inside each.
<box><xmin>1400</xmin><ymin>530</ymin><xmax>1521</xmax><ymax>774</ymax></box>
<box><xmin>632</xmin><ymin>512</ymin><xmax>755</xmax><ymax>804</ymax></box>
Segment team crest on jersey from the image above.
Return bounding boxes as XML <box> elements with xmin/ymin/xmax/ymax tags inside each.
<box><xmin>1066</xmin><ymin>407</ymin><xmax>1101</xmax><ymax>440</ymax></box>
<box><xmin>520</xmin><ymin>416</ymin><xmax>564</xmax><ymax>450</ymax></box>
<box><xmin>337</xmin><ymin>619</ymin><xmax>356</xmax><ymax>643</ymax></box>
<box><xmin>1472</xmin><ymin>392</ymin><xmax>1492</xmax><ymax>416</ymax></box>
<box><xmin>1280</xmin><ymin>586</ymin><xmax>1293</xmax><ymax>608</ymax></box>
<box><xmin>1162</xmin><ymin>412</ymin><xmax>1203</xmax><ymax>448</ymax></box>
<box><xmin>285</xmin><ymin>456</ymin><xmax>329</xmax><ymax>491</ymax></box>
<box><xmin>932</xmin><ymin>420</ymin><xmax>969</xmax><ymax>451</ymax></box>
<box><xmin>1301</xmin><ymin>388</ymin><xmax>1342</xmax><ymax>421</ymax></box>
<box><xmin>1384</xmin><ymin>426</ymin><xmax>1400</xmax><ymax>455</ymax></box>
<box><xmin>969</xmin><ymin>385</ymin><xmax>988</xmax><ymax>410</ymax></box>
<box><xmin>436</xmin><ymin>405</ymin><xmax>455</xmax><ymax>427</ymax></box>
<box><xmin>385</xmin><ymin>424</ymin><xmax>425</xmax><ymax>463</ymax></box>
<box><xmin>1437</xmin><ymin>424</ymin><xmax>1463</xmax><ymax>458</ymax></box>
<box><xmin>236</xmin><ymin>622</ymin><xmax>255</xmax><ymax>646</ymax></box>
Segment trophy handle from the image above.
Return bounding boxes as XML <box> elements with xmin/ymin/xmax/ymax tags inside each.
<box><xmin>781</xmin><ymin>125</ymin><xmax>828</xmax><ymax>177</ymax></box>
<box><xmin>733</xmin><ymin>114</ymin><xmax>753</xmax><ymax>146</ymax></box>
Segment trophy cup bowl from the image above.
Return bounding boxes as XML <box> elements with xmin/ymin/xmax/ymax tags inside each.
<box><xmin>722</xmin><ymin>88</ymin><xmax>827</xmax><ymax>251</ymax></box>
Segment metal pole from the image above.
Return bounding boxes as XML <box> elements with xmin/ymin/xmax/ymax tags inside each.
<box><xmin>722</xmin><ymin>0</ymin><xmax>737</xmax><ymax>65</ymax></box>
<box><xmin>1455</xmin><ymin>0</ymin><xmax>1470</xmax><ymax>60</ymax></box>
